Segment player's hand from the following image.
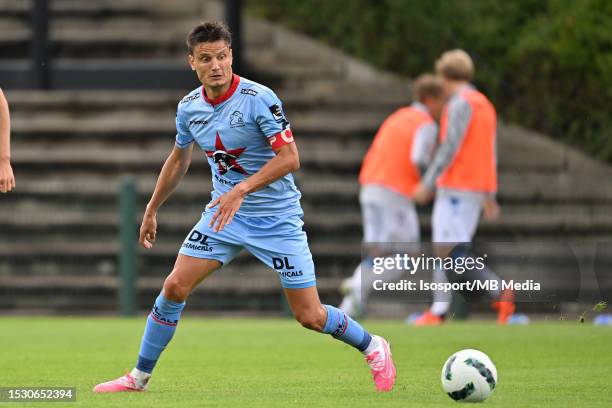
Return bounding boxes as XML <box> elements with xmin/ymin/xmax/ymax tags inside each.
<box><xmin>0</xmin><ymin>159</ymin><xmax>15</xmax><ymax>193</ymax></box>
<box><xmin>139</xmin><ymin>211</ymin><xmax>158</xmax><ymax>249</ymax></box>
<box><xmin>482</xmin><ymin>198</ymin><xmax>500</xmax><ymax>221</ymax></box>
<box><xmin>208</xmin><ymin>182</ymin><xmax>248</xmax><ymax>232</ymax></box>
<box><xmin>413</xmin><ymin>183</ymin><xmax>434</xmax><ymax>205</ymax></box>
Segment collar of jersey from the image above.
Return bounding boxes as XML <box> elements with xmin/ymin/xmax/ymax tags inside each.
<box><xmin>202</xmin><ymin>74</ymin><xmax>241</xmax><ymax>107</ymax></box>
<box><xmin>411</xmin><ymin>101</ymin><xmax>431</xmax><ymax>116</ymax></box>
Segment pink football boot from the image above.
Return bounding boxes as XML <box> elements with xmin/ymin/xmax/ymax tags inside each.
<box><xmin>93</xmin><ymin>373</ymin><xmax>147</xmax><ymax>393</ymax></box>
<box><xmin>365</xmin><ymin>335</ymin><xmax>396</xmax><ymax>392</ymax></box>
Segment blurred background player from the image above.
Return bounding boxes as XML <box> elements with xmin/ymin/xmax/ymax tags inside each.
<box><xmin>339</xmin><ymin>74</ymin><xmax>445</xmax><ymax>317</ymax></box>
<box><xmin>94</xmin><ymin>21</ymin><xmax>396</xmax><ymax>394</ymax></box>
<box><xmin>413</xmin><ymin>49</ymin><xmax>514</xmax><ymax>325</ymax></box>
<box><xmin>0</xmin><ymin>88</ymin><xmax>15</xmax><ymax>193</ymax></box>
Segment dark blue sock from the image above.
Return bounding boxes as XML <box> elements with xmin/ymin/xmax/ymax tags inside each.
<box><xmin>136</xmin><ymin>293</ymin><xmax>185</xmax><ymax>374</ymax></box>
<box><xmin>322</xmin><ymin>304</ymin><xmax>372</xmax><ymax>352</ymax></box>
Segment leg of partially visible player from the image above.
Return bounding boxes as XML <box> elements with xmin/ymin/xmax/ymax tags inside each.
<box><xmin>340</xmin><ymin>189</ymin><xmax>420</xmax><ymax>318</ymax></box>
<box><xmin>93</xmin><ymin>255</ymin><xmax>221</xmax><ymax>393</ymax></box>
<box><xmin>285</xmin><ymin>286</ymin><xmax>396</xmax><ymax>392</ymax></box>
<box><xmin>415</xmin><ymin>193</ymin><xmax>514</xmax><ymax>325</ymax></box>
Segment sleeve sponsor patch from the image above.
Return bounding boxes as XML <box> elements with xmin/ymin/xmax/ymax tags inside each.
<box><xmin>180</xmin><ymin>93</ymin><xmax>200</xmax><ymax>104</ymax></box>
<box><xmin>269</xmin><ymin>104</ymin><xmax>285</xmax><ymax>122</ymax></box>
<box><xmin>268</xmin><ymin>128</ymin><xmax>294</xmax><ymax>150</ymax></box>
<box><xmin>240</xmin><ymin>88</ymin><xmax>258</xmax><ymax>96</ymax></box>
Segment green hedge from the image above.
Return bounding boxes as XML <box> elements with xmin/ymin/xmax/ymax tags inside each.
<box><xmin>248</xmin><ymin>0</ymin><xmax>612</xmax><ymax>162</ymax></box>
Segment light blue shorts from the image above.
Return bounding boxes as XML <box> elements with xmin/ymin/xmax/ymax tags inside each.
<box><xmin>179</xmin><ymin>210</ymin><xmax>316</xmax><ymax>289</ymax></box>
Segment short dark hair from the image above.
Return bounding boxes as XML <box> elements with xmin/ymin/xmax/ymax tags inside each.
<box><xmin>413</xmin><ymin>73</ymin><xmax>444</xmax><ymax>102</ymax></box>
<box><xmin>186</xmin><ymin>21</ymin><xmax>232</xmax><ymax>54</ymax></box>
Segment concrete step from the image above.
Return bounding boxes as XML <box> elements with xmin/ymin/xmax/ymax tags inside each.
<box><xmin>5</xmin><ymin>87</ymin><xmax>405</xmax><ymax>112</ymax></box>
<box><xmin>0</xmin><ymin>0</ymin><xmax>160</xmax><ymax>18</ymax></box>
<box><xmin>4</xmin><ymin>188</ymin><xmax>612</xmax><ymax>242</ymax></box>
<box><xmin>5</xmin><ymin>90</ymin><xmax>181</xmax><ymax>110</ymax></box>
<box><xmin>0</xmin><ymin>239</ymin><xmax>362</xmax><ymax>261</ymax></box>
<box><xmin>5</xmin><ymin>91</ymin><xmax>595</xmax><ymax>175</ymax></box>
<box><xmin>7</xmin><ymin>131</ymin><xmax>583</xmax><ymax>176</ymax></box>
<box><xmin>0</xmin><ymin>274</ymin><xmax>341</xmax><ymax>313</ymax></box>
<box><xmin>9</xmin><ymin>105</ymin><xmax>389</xmax><ymax>138</ymax></box>
<box><xmin>0</xmin><ymin>239</ymin><xmax>596</xmax><ymax>282</ymax></box>
<box><xmin>3</xmin><ymin>201</ymin><xmax>612</xmax><ymax>242</ymax></box>
<box><xmin>0</xmin><ymin>28</ymin><xmax>187</xmax><ymax>59</ymax></box>
<box><xmin>57</xmin><ymin>0</ymin><xmax>201</xmax><ymax>16</ymax></box>
<box><xmin>0</xmin><ymin>273</ymin><xmax>343</xmax><ymax>293</ymax></box>
<box><xmin>0</xmin><ymin>242</ymin><xmax>359</xmax><ymax>276</ymax></box>
<box><xmin>5</xmin><ymin>164</ymin><xmax>612</xmax><ymax>206</ymax></box>
<box><xmin>0</xmin><ymin>58</ymin><xmax>199</xmax><ymax>90</ymax></box>
<box><xmin>0</xmin><ymin>240</ymin><xmax>360</xmax><ymax>285</ymax></box>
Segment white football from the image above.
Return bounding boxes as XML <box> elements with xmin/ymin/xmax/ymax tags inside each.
<box><xmin>440</xmin><ymin>349</ymin><xmax>498</xmax><ymax>402</ymax></box>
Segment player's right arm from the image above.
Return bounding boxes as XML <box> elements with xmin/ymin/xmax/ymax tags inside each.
<box><xmin>421</xmin><ymin>97</ymin><xmax>472</xmax><ymax>191</ymax></box>
<box><xmin>140</xmin><ymin>103</ymin><xmax>195</xmax><ymax>248</ymax></box>
<box><xmin>140</xmin><ymin>144</ymin><xmax>194</xmax><ymax>248</ymax></box>
<box><xmin>0</xmin><ymin>88</ymin><xmax>15</xmax><ymax>193</ymax></box>
<box><xmin>413</xmin><ymin>97</ymin><xmax>472</xmax><ymax>204</ymax></box>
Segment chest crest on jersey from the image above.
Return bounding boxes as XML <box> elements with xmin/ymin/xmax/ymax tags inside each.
<box><xmin>205</xmin><ymin>132</ymin><xmax>248</xmax><ymax>175</ymax></box>
<box><xmin>229</xmin><ymin>110</ymin><xmax>245</xmax><ymax>128</ymax></box>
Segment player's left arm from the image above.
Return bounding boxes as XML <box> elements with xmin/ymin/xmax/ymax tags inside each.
<box><xmin>413</xmin><ymin>97</ymin><xmax>472</xmax><ymax>204</ymax></box>
<box><xmin>411</xmin><ymin>122</ymin><xmax>438</xmax><ymax>177</ymax></box>
<box><xmin>207</xmin><ymin>142</ymin><xmax>299</xmax><ymax>232</ymax></box>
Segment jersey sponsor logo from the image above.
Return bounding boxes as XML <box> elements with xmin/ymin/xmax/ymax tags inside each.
<box><xmin>269</xmin><ymin>103</ymin><xmax>290</xmax><ymax>130</ymax></box>
<box><xmin>205</xmin><ymin>132</ymin><xmax>248</xmax><ymax>175</ymax></box>
<box><xmin>189</xmin><ymin>119</ymin><xmax>208</xmax><ymax>127</ymax></box>
<box><xmin>213</xmin><ymin>173</ymin><xmax>239</xmax><ymax>186</ymax></box>
<box><xmin>279</xmin><ymin>270</ymin><xmax>303</xmax><ymax>278</ymax></box>
<box><xmin>273</xmin><ymin>257</ymin><xmax>295</xmax><ymax>269</ymax></box>
<box><xmin>272</xmin><ymin>257</ymin><xmax>303</xmax><ymax>277</ymax></box>
<box><xmin>183</xmin><ymin>229</ymin><xmax>213</xmax><ymax>252</ymax></box>
<box><xmin>188</xmin><ymin>230</ymin><xmax>209</xmax><ymax>245</ymax></box>
<box><xmin>240</xmin><ymin>88</ymin><xmax>258</xmax><ymax>96</ymax></box>
<box><xmin>182</xmin><ymin>242</ymin><xmax>213</xmax><ymax>252</ymax></box>
<box><xmin>268</xmin><ymin>103</ymin><xmax>285</xmax><ymax>122</ymax></box>
<box><xmin>229</xmin><ymin>110</ymin><xmax>245</xmax><ymax>128</ymax></box>
<box><xmin>180</xmin><ymin>93</ymin><xmax>200</xmax><ymax>104</ymax></box>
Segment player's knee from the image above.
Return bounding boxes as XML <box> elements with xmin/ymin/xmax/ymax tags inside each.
<box><xmin>162</xmin><ymin>274</ymin><xmax>190</xmax><ymax>302</ymax></box>
<box><xmin>295</xmin><ymin>308</ymin><xmax>326</xmax><ymax>332</ymax></box>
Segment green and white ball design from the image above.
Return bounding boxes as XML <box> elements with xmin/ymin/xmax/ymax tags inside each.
<box><xmin>441</xmin><ymin>349</ymin><xmax>498</xmax><ymax>402</ymax></box>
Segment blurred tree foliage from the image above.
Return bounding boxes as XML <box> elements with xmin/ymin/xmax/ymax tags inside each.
<box><xmin>248</xmin><ymin>0</ymin><xmax>612</xmax><ymax>161</ymax></box>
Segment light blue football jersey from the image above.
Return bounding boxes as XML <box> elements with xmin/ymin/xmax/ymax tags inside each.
<box><xmin>175</xmin><ymin>75</ymin><xmax>302</xmax><ymax>217</ymax></box>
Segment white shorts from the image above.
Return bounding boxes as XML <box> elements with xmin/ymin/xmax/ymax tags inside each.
<box><xmin>432</xmin><ymin>190</ymin><xmax>484</xmax><ymax>243</ymax></box>
<box><xmin>360</xmin><ymin>184</ymin><xmax>420</xmax><ymax>243</ymax></box>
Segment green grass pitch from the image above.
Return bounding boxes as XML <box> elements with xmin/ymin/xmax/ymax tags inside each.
<box><xmin>1</xmin><ymin>317</ymin><xmax>611</xmax><ymax>407</ymax></box>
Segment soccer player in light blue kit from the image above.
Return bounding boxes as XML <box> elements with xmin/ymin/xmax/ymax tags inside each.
<box><xmin>94</xmin><ymin>21</ymin><xmax>396</xmax><ymax>393</ymax></box>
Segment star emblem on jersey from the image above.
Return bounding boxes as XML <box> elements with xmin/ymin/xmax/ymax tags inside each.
<box><xmin>205</xmin><ymin>132</ymin><xmax>248</xmax><ymax>175</ymax></box>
